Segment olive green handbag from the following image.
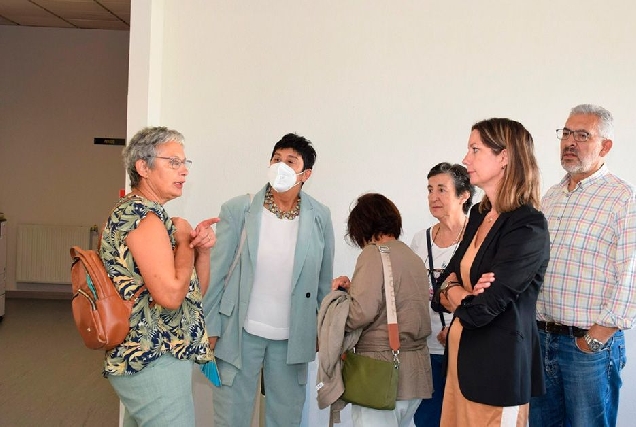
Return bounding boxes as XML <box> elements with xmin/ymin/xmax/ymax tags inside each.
<box><xmin>341</xmin><ymin>244</ymin><xmax>400</xmax><ymax>410</ymax></box>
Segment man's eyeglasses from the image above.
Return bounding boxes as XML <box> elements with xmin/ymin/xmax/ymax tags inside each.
<box><xmin>556</xmin><ymin>128</ymin><xmax>592</xmax><ymax>142</ymax></box>
<box><xmin>149</xmin><ymin>156</ymin><xmax>193</xmax><ymax>170</ymax></box>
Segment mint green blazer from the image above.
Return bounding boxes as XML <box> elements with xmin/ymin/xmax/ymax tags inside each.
<box><xmin>203</xmin><ymin>184</ymin><xmax>335</xmax><ymax>368</ymax></box>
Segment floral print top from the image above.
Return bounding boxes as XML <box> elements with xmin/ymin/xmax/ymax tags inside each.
<box><xmin>100</xmin><ymin>195</ymin><xmax>213</xmax><ymax>376</ymax></box>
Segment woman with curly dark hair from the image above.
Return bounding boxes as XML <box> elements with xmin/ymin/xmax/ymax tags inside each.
<box><xmin>333</xmin><ymin>193</ymin><xmax>432</xmax><ymax>427</ymax></box>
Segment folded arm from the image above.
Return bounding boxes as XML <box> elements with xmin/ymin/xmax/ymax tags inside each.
<box><xmin>454</xmin><ymin>211</ymin><xmax>549</xmax><ymax>329</ymax></box>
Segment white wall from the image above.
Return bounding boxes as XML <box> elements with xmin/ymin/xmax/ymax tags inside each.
<box><xmin>128</xmin><ymin>1</ymin><xmax>636</xmax><ymax>425</ymax></box>
<box><xmin>0</xmin><ymin>26</ymin><xmax>128</xmax><ymax>293</ymax></box>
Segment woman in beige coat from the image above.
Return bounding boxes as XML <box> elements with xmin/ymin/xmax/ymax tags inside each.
<box><xmin>332</xmin><ymin>193</ymin><xmax>433</xmax><ymax>427</ymax></box>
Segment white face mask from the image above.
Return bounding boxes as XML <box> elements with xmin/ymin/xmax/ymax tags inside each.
<box><xmin>268</xmin><ymin>162</ymin><xmax>303</xmax><ymax>193</ymax></box>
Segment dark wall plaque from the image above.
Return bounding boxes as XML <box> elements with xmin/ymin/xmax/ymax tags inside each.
<box><xmin>94</xmin><ymin>137</ymin><xmax>125</xmax><ymax>146</ymax></box>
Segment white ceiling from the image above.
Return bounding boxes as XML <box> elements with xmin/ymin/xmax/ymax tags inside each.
<box><xmin>0</xmin><ymin>0</ymin><xmax>130</xmax><ymax>31</ymax></box>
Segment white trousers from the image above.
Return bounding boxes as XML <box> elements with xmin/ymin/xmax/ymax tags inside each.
<box><xmin>351</xmin><ymin>398</ymin><xmax>421</xmax><ymax>427</ymax></box>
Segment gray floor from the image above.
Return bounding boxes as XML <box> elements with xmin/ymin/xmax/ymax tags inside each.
<box><xmin>0</xmin><ymin>298</ymin><xmax>119</xmax><ymax>426</ymax></box>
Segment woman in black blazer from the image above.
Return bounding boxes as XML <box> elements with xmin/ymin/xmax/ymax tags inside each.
<box><xmin>437</xmin><ymin>118</ymin><xmax>549</xmax><ymax>427</ymax></box>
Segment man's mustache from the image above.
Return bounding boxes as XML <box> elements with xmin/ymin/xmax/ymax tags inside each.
<box><xmin>562</xmin><ymin>147</ymin><xmax>578</xmax><ymax>156</ymax></box>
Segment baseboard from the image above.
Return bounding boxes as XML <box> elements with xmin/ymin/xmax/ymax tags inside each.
<box><xmin>7</xmin><ymin>290</ymin><xmax>72</xmax><ymax>300</ymax></box>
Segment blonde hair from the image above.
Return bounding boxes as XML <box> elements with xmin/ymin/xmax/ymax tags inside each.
<box><xmin>471</xmin><ymin>118</ymin><xmax>541</xmax><ymax>212</ymax></box>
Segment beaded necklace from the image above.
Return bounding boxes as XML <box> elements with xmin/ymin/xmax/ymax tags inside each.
<box><xmin>433</xmin><ymin>216</ymin><xmax>467</xmax><ymax>248</ymax></box>
<box><xmin>264</xmin><ymin>186</ymin><xmax>301</xmax><ymax>220</ymax></box>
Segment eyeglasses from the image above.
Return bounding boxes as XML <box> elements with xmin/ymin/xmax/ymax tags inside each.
<box><xmin>556</xmin><ymin>128</ymin><xmax>593</xmax><ymax>142</ymax></box>
<box><xmin>149</xmin><ymin>156</ymin><xmax>192</xmax><ymax>170</ymax></box>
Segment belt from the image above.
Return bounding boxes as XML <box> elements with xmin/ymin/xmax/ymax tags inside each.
<box><xmin>536</xmin><ymin>321</ymin><xmax>587</xmax><ymax>337</ymax></box>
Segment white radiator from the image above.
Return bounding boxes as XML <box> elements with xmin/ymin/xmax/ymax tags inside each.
<box><xmin>16</xmin><ymin>224</ymin><xmax>93</xmax><ymax>284</ymax></box>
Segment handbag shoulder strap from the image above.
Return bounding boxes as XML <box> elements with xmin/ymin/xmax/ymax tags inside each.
<box><xmin>426</xmin><ymin>227</ymin><xmax>446</xmax><ymax>327</ymax></box>
<box><xmin>377</xmin><ymin>244</ymin><xmax>400</xmax><ymax>352</ymax></box>
<box><xmin>425</xmin><ymin>227</ymin><xmax>435</xmax><ymax>284</ymax></box>
<box><xmin>224</xmin><ymin>193</ymin><xmax>253</xmax><ymax>288</ymax></box>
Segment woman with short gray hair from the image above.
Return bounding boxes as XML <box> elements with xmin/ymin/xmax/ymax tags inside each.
<box><xmin>101</xmin><ymin>126</ymin><xmax>217</xmax><ymax>426</ymax></box>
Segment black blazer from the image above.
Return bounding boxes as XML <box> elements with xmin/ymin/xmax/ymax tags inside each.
<box><xmin>439</xmin><ymin>203</ymin><xmax>549</xmax><ymax>407</ymax></box>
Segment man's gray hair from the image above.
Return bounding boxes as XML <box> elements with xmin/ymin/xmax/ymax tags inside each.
<box><xmin>570</xmin><ymin>104</ymin><xmax>614</xmax><ymax>140</ymax></box>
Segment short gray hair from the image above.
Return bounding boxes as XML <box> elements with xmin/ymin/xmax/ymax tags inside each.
<box><xmin>122</xmin><ymin>127</ymin><xmax>185</xmax><ymax>188</ymax></box>
<box><xmin>569</xmin><ymin>104</ymin><xmax>614</xmax><ymax>140</ymax></box>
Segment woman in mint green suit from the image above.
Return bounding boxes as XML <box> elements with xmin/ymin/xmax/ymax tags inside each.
<box><xmin>203</xmin><ymin>133</ymin><xmax>335</xmax><ymax>427</ymax></box>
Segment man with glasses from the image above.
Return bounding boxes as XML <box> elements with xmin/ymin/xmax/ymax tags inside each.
<box><xmin>529</xmin><ymin>104</ymin><xmax>636</xmax><ymax>427</ymax></box>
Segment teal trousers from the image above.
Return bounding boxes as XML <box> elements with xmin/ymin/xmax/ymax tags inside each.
<box><xmin>108</xmin><ymin>354</ymin><xmax>195</xmax><ymax>427</ymax></box>
<box><xmin>214</xmin><ymin>329</ymin><xmax>308</xmax><ymax>427</ymax></box>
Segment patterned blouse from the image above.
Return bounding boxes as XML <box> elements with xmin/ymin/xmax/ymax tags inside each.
<box><xmin>100</xmin><ymin>195</ymin><xmax>213</xmax><ymax>376</ymax></box>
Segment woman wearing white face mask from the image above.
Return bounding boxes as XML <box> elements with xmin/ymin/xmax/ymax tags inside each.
<box><xmin>203</xmin><ymin>133</ymin><xmax>335</xmax><ymax>427</ymax></box>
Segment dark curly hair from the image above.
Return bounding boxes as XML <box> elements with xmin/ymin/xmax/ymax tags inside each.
<box><xmin>346</xmin><ymin>193</ymin><xmax>402</xmax><ymax>248</ymax></box>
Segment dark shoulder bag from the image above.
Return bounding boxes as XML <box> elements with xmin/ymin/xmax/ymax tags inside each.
<box><xmin>427</xmin><ymin>227</ymin><xmax>450</xmax><ymax>318</ymax></box>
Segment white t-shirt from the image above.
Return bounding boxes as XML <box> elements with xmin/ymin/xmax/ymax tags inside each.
<box><xmin>411</xmin><ymin>228</ymin><xmax>456</xmax><ymax>355</ymax></box>
<box><xmin>244</xmin><ymin>208</ymin><xmax>299</xmax><ymax>340</ymax></box>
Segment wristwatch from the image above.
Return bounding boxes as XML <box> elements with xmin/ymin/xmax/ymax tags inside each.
<box><xmin>439</xmin><ymin>281</ymin><xmax>461</xmax><ymax>298</ymax></box>
<box><xmin>439</xmin><ymin>281</ymin><xmax>451</xmax><ymax>292</ymax></box>
<box><xmin>583</xmin><ymin>333</ymin><xmax>604</xmax><ymax>352</ymax></box>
